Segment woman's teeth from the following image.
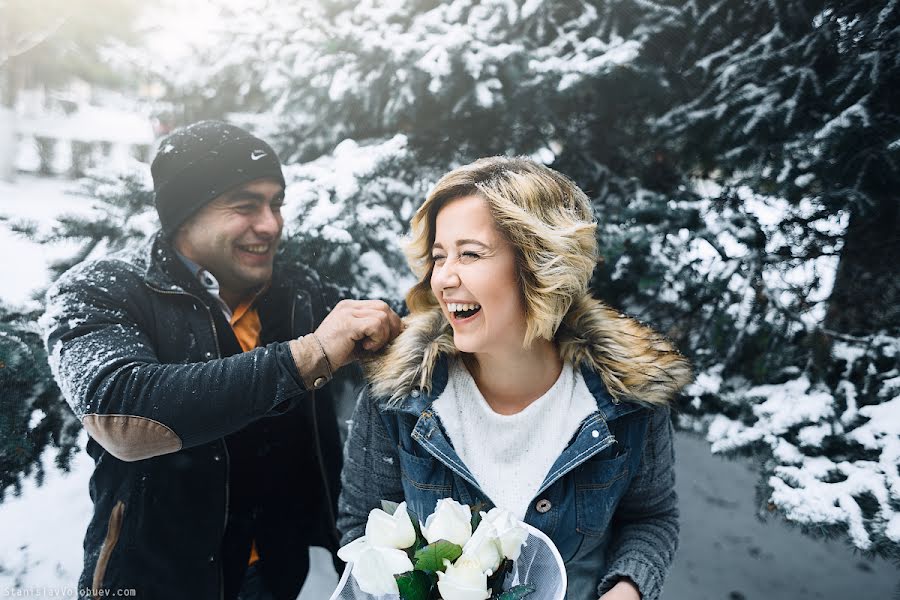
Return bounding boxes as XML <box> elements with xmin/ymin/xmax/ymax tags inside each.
<box><xmin>448</xmin><ymin>303</ymin><xmax>481</xmax><ymax>317</ymax></box>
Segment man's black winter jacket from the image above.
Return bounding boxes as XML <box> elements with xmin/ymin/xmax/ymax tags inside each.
<box><xmin>42</xmin><ymin>233</ymin><xmax>343</xmax><ymax>599</ymax></box>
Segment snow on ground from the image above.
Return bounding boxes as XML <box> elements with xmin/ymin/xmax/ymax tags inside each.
<box><xmin>0</xmin><ymin>435</ymin><xmax>94</xmax><ymax>592</ymax></box>
<box><xmin>668</xmin><ymin>435</ymin><xmax>897</xmax><ymax>599</ymax></box>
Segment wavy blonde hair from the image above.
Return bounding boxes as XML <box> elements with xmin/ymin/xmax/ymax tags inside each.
<box><xmin>405</xmin><ymin>156</ymin><xmax>599</xmax><ymax>347</ymax></box>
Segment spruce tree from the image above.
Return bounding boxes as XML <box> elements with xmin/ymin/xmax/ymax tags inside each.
<box><xmin>4</xmin><ymin>0</ymin><xmax>897</xmax><ymax>560</ymax></box>
<box><xmin>653</xmin><ymin>0</ymin><xmax>900</xmax><ymax>558</ymax></box>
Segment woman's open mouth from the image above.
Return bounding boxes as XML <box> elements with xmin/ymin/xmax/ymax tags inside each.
<box><xmin>447</xmin><ymin>302</ymin><xmax>481</xmax><ymax>321</ymax></box>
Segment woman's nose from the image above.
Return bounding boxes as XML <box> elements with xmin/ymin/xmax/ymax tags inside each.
<box><xmin>433</xmin><ymin>261</ymin><xmax>461</xmax><ymax>289</ymax></box>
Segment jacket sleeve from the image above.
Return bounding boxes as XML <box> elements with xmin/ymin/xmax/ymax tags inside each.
<box><xmin>41</xmin><ymin>259</ymin><xmax>314</xmax><ymax>463</ymax></box>
<box><xmin>596</xmin><ymin>406</ymin><xmax>679</xmax><ymax>600</ymax></box>
<box><xmin>336</xmin><ymin>387</ymin><xmax>405</xmax><ymax>546</ymax></box>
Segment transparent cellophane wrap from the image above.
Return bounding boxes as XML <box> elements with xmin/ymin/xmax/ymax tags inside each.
<box><xmin>329</xmin><ymin>523</ymin><xmax>567</xmax><ymax>600</ymax></box>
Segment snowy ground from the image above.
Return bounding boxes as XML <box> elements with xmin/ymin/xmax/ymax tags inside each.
<box><xmin>1</xmin><ymin>175</ymin><xmax>896</xmax><ymax>598</ymax></box>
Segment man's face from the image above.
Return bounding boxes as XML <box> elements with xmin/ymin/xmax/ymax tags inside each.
<box><xmin>174</xmin><ymin>177</ymin><xmax>285</xmax><ymax>300</ymax></box>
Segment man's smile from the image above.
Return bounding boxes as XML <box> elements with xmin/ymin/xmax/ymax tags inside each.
<box><xmin>237</xmin><ymin>243</ymin><xmax>272</xmax><ymax>255</ymax></box>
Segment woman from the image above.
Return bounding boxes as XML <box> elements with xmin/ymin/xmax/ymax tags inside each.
<box><xmin>337</xmin><ymin>157</ymin><xmax>691</xmax><ymax>600</ymax></box>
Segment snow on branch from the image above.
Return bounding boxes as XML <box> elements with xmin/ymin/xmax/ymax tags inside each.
<box><xmin>687</xmin><ymin>335</ymin><xmax>900</xmax><ymax>556</ymax></box>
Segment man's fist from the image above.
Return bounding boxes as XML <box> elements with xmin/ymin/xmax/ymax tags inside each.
<box><xmin>313</xmin><ymin>299</ymin><xmax>402</xmax><ymax>369</ymax></box>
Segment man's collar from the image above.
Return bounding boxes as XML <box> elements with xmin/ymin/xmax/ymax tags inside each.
<box><xmin>172</xmin><ymin>248</ymin><xmax>270</xmax><ymax>321</ymax></box>
<box><xmin>173</xmin><ymin>250</ymin><xmax>234</xmax><ymax>319</ymax></box>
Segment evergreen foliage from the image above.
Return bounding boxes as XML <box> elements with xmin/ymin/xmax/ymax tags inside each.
<box><xmin>2</xmin><ymin>0</ymin><xmax>897</xmax><ymax>558</ymax></box>
<box><xmin>0</xmin><ymin>305</ymin><xmax>77</xmax><ymax>500</ymax></box>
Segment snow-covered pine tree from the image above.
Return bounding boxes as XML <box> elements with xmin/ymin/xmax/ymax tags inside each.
<box><xmin>161</xmin><ymin>0</ymin><xmax>691</xmax><ymax>301</ymax></box>
<box><xmin>0</xmin><ymin>304</ymin><xmax>79</xmax><ymax>499</ymax></box>
<box><xmin>0</xmin><ymin>2</ymin><xmax>148</xmax><ymax>496</ymax></box>
<box><xmin>167</xmin><ymin>0</ymin><xmax>900</xmax><ymax>558</ymax></box>
<box><xmin>5</xmin><ymin>0</ymin><xmax>897</xmax><ymax>560</ymax></box>
<box><xmin>654</xmin><ymin>0</ymin><xmax>900</xmax><ymax>558</ymax></box>
<box><xmin>0</xmin><ymin>165</ymin><xmax>155</xmax><ymax>496</ymax></box>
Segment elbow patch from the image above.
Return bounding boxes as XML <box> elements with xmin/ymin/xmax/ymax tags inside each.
<box><xmin>82</xmin><ymin>414</ymin><xmax>183</xmax><ymax>462</ymax></box>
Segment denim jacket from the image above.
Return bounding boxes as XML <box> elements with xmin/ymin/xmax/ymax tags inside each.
<box><xmin>338</xmin><ymin>300</ymin><xmax>691</xmax><ymax>600</ymax></box>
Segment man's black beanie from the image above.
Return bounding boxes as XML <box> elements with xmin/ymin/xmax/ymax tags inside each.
<box><xmin>151</xmin><ymin>120</ymin><xmax>285</xmax><ymax>236</ymax></box>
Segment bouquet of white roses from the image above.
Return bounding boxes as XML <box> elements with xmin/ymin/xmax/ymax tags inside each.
<box><xmin>331</xmin><ymin>498</ymin><xmax>566</xmax><ymax>600</ymax></box>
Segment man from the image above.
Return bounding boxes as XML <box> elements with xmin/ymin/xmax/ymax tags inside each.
<box><xmin>41</xmin><ymin>121</ymin><xmax>402</xmax><ymax>600</ymax></box>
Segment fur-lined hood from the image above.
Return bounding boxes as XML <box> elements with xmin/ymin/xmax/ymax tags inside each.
<box><xmin>363</xmin><ymin>296</ymin><xmax>692</xmax><ymax>406</ymax></box>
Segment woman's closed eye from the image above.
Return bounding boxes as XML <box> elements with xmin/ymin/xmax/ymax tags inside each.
<box><xmin>431</xmin><ymin>251</ymin><xmax>482</xmax><ymax>264</ymax></box>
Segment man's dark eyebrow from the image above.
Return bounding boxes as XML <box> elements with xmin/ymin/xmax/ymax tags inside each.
<box><xmin>223</xmin><ymin>190</ymin><xmax>284</xmax><ymax>203</ymax></box>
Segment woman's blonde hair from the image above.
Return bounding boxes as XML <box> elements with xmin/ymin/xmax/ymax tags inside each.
<box><xmin>405</xmin><ymin>156</ymin><xmax>599</xmax><ymax>347</ymax></box>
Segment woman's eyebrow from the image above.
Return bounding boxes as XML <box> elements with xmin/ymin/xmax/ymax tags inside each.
<box><xmin>456</xmin><ymin>239</ymin><xmax>490</xmax><ymax>248</ymax></box>
<box><xmin>432</xmin><ymin>239</ymin><xmax>492</xmax><ymax>251</ymax></box>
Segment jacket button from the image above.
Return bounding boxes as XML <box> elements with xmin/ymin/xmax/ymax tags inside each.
<box><xmin>314</xmin><ymin>376</ymin><xmax>327</xmax><ymax>389</ymax></box>
<box><xmin>591</xmin><ymin>430</ymin><xmax>600</xmax><ymax>438</ymax></box>
<box><xmin>204</xmin><ymin>351</ymin><xmax>213</xmax><ymax>359</ymax></box>
<box><xmin>208</xmin><ymin>555</ymin><xmax>215</xmax><ymax>563</ymax></box>
<box><xmin>535</xmin><ymin>499</ymin><xmax>552</xmax><ymax>513</ymax></box>
<box><xmin>213</xmin><ymin>454</ymin><xmax>221</xmax><ymax>462</ymax></box>
<box><xmin>411</xmin><ymin>389</ymin><xmax>420</xmax><ymax>398</ymax></box>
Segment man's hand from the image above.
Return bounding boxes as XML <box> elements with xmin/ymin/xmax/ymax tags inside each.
<box><xmin>314</xmin><ymin>299</ymin><xmax>402</xmax><ymax>369</ymax></box>
<box><xmin>599</xmin><ymin>579</ymin><xmax>641</xmax><ymax>600</ymax></box>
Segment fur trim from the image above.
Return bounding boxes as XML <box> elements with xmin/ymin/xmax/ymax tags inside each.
<box><xmin>362</xmin><ymin>297</ymin><xmax>692</xmax><ymax>406</ymax></box>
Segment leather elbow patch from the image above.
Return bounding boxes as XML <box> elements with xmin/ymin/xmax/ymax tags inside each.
<box><xmin>81</xmin><ymin>414</ymin><xmax>183</xmax><ymax>462</ymax></box>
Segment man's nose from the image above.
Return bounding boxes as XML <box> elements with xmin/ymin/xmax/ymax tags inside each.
<box><xmin>254</xmin><ymin>205</ymin><xmax>282</xmax><ymax>237</ymax></box>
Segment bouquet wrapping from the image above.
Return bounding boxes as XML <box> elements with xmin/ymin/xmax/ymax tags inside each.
<box><xmin>330</xmin><ymin>499</ymin><xmax>566</xmax><ymax>600</ymax></box>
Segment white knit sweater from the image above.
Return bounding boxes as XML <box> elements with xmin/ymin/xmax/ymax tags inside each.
<box><xmin>432</xmin><ymin>358</ymin><xmax>597</xmax><ymax>519</ymax></box>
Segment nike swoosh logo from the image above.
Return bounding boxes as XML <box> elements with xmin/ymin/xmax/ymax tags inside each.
<box><xmin>250</xmin><ymin>150</ymin><xmax>267</xmax><ymax>160</ymax></box>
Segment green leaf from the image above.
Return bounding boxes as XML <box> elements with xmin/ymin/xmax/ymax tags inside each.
<box><xmin>407</xmin><ymin>508</ymin><xmax>427</xmax><ymax>552</ymax></box>
<box><xmin>413</xmin><ymin>540</ymin><xmax>463</xmax><ymax>572</ymax></box>
<box><xmin>381</xmin><ymin>499</ymin><xmax>401</xmax><ymax>515</ymax></box>
<box><xmin>395</xmin><ymin>570</ymin><xmax>432</xmax><ymax>600</ymax></box>
<box><xmin>470</xmin><ymin>509</ymin><xmax>482</xmax><ymax>532</ymax></box>
<box><xmin>494</xmin><ymin>584</ymin><xmax>536</xmax><ymax>600</ymax></box>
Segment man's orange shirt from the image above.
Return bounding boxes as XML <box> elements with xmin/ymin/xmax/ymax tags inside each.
<box><xmin>230</xmin><ymin>298</ymin><xmax>263</xmax><ymax>566</ymax></box>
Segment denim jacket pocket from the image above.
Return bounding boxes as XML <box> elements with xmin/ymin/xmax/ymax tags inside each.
<box><xmin>574</xmin><ymin>449</ymin><xmax>630</xmax><ymax>537</ymax></box>
<box><xmin>398</xmin><ymin>445</ymin><xmax>452</xmax><ymax>521</ymax></box>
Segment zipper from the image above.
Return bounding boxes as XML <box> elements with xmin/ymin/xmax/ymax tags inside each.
<box><xmin>144</xmin><ymin>283</ymin><xmax>223</xmax><ymax>359</ymax></box>
<box><xmin>310</xmin><ymin>391</ymin><xmax>340</xmax><ymax>549</ymax></box>
<box><xmin>302</xmin><ymin>295</ymin><xmax>340</xmax><ymax>548</ymax></box>
<box><xmin>289</xmin><ymin>283</ymin><xmax>297</xmax><ymax>337</ymax></box>
<box><xmin>146</xmin><ymin>281</ymin><xmax>228</xmax><ymax>598</ymax></box>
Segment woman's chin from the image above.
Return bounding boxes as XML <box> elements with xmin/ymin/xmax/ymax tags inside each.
<box><xmin>451</xmin><ymin>332</ymin><xmax>482</xmax><ymax>354</ymax></box>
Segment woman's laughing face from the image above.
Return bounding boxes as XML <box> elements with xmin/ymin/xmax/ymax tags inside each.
<box><xmin>430</xmin><ymin>195</ymin><xmax>527</xmax><ymax>356</ymax></box>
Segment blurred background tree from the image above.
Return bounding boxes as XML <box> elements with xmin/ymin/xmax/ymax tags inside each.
<box><xmin>0</xmin><ymin>0</ymin><xmax>145</xmax><ymax>180</ymax></box>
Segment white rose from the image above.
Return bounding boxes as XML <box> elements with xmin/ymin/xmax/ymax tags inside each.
<box><xmin>461</xmin><ymin>518</ymin><xmax>503</xmax><ymax>574</ymax></box>
<box><xmin>436</xmin><ymin>556</ymin><xmax>491</xmax><ymax>600</ymax></box>
<box><xmin>482</xmin><ymin>507</ymin><xmax>528</xmax><ymax>561</ymax></box>
<box><xmin>365</xmin><ymin>501</ymin><xmax>417</xmax><ymax>549</ymax></box>
<box><xmin>421</xmin><ymin>498</ymin><xmax>472</xmax><ymax>546</ymax></box>
<box><xmin>337</xmin><ymin>538</ymin><xmax>414</xmax><ymax>596</ymax></box>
